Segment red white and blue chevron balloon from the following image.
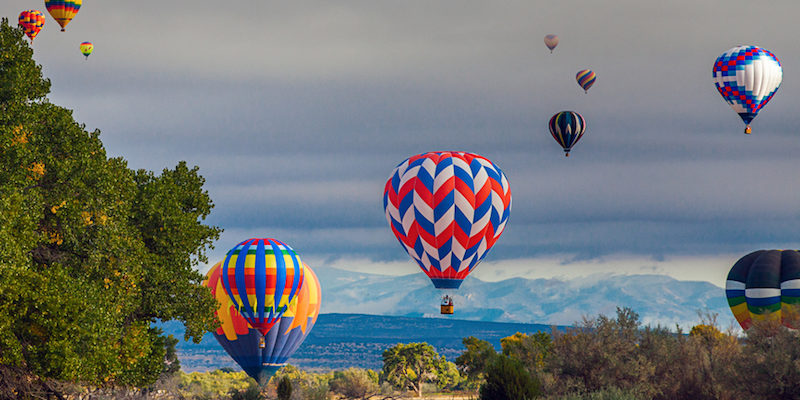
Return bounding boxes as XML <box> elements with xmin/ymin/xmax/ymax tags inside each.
<box><xmin>383</xmin><ymin>152</ymin><xmax>511</xmax><ymax>289</ymax></box>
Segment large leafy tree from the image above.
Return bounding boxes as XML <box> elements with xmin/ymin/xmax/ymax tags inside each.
<box><xmin>0</xmin><ymin>18</ymin><xmax>220</xmax><ymax>389</ymax></box>
<box><xmin>381</xmin><ymin>342</ymin><xmax>450</xmax><ymax>398</ymax></box>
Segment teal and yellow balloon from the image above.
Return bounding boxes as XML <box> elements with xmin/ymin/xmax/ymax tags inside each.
<box><xmin>726</xmin><ymin>250</ymin><xmax>800</xmax><ymax>330</ymax></box>
<box><xmin>80</xmin><ymin>41</ymin><xmax>93</xmax><ymax>59</ymax></box>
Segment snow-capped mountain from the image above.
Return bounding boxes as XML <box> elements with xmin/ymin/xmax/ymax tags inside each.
<box><xmin>314</xmin><ymin>267</ymin><xmax>733</xmax><ymax>329</ymax></box>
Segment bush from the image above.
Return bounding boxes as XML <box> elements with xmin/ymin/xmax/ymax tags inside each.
<box><xmin>479</xmin><ymin>355</ymin><xmax>540</xmax><ymax>400</ymax></box>
<box><xmin>329</xmin><ymin>368</ymin><xmax>379</xmax><ymax>399</ymax></box>
<box><xmin>277</xmin><ymin>376</ymin><xmax>292</xmax><ymax>400</ymax></box>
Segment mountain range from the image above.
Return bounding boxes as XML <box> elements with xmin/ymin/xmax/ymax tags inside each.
<box><xmin>313</xmin><ymin>267</ymin><xmax>732</xmax><ymax>329</ymax></box>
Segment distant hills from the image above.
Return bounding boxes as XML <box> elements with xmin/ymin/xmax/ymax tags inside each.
<box><xmin>314</xmin><ymin>267</ymin><xmax>732</xmax><ymax>329</ymax></box>
<box><xmin>171</xmin><ymin>269</ymin><xmax>733</xmax><ymax>372</ymax></box>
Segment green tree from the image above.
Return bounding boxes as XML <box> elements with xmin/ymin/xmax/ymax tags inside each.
<box><xmin>0</xmin><ymin>18</ymin><xmax>220</xmax><ymax>392</ymax></box>
<box><xmin>479</xmin><ymin>354</ymin><xmax>540</xmax><ymax>400</ymax></box>
<box><xmin>381</xmin><ymin>342</ymin><xmax>445</xmax><ymax>397</ymax></box>
<box><xmin>501</xmin><ymin>331</ymin><xmax>551</xmax><ymax>374</ymax></box>
<box><xmin>455</xmin><ymin>336</ymin><xmax>496</xmax><ymax>389</ymax></box>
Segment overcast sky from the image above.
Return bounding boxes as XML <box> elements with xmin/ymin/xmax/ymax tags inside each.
<box><xmin>4</xmin><ymin>0</ymin><xmax>800</xmax><ymax>287</ymax></box>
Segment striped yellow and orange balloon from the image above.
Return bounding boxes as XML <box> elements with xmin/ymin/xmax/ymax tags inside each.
<box><xmin>18</xmin><ymin>10</ymin><xmax>45</xmax><ymax>43</ymax></box>
<box><xmin>45</xmin><ymin>0</ymin><xmax>81</xmax><ymax>32</ymax></box>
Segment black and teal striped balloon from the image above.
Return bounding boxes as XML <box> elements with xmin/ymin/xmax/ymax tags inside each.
<box><xmin>548</xmin><ymin>111</ymin><xmax>586</xmax><ymax>157</ymax></box>
<box><xmin>726</xmin><ymin>250</ymin><xmax>800</xmax><ymax>330</ymax></box>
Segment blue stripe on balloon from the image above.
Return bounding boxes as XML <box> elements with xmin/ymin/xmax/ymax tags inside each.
<box><xmin>283</xmin><ymin>240</ymin><xmax>302</xmax><ymax>315</ymax></box>
<box><xmin>398</xmin><ymin>191</ymin><xmax>414</xmax><ymax>220</ymax></box>
<box><xmin>451</xmin><ymin>253</ymin><xmax>463</xmax><ymax>273</ymax></box>
<box><xmin>726</xmin><ymin>289</ymin><xmax>745</xmax><ymax>298</ymax></box>
<box><xmin>434</xmin><ymin>190</ymin><xmax>454</xmax><ymax>221</ymax></box>
<box><xmin>437</xmin><ymin>237</ymin><xmax>452</xmax><ymax>260</ymax></box>
<box><xmin>255</xmin><ymin>239</ymin><xmax>266</xmax><ymax>324</ymax></box>
<box><xmin>391</xmin><ymin>217</ymin><xmax>406</xmax><ymax>237</ymax></box>
<box><xmin>414</xmin><ymin>208</ymin><xmax>435</xmax><ymax>237</ymax></box>
<box><xmin>454</xmin><ymin>206</ymin><xmax>472</xmax><ymax>238</ymax></box>
<box><xmin>745</xmin><ymin>296</ymin><xmax>781</xmax><ymax>307</ymax></box>
<box><xmin>236</xmin><ymin>240</ymin><xmax>255</xmax><ymax>318</ymax></box>
<box><xmin>454</xmin><ymin>166</ymin><xmax>474</xmax><ymax>193</ymax></box>
<box><xmin>416</xmin><ymin>167</ymin><xmax>434</xmax><ymax>194</ymax></box>
<box><xmin>221</xmin><ymin>246</ymin><xmax>236</xmax><ymax>311</ymax></box>
<box><xmin>271</xmin><ymin>239</ymin><xmax>287</xmax><ymax>322</ymax></box>
<box><xmin>782</xmin><ymin>289</ymin><xmax>800</xmax><ymax>297</ymax></box>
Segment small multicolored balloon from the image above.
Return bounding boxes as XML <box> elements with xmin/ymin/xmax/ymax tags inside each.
<box><xmin>383</xmin><ymin>151</ymin><xmax>511</xmax><ymax>290</ymax></box>
<box><xmin>544</xmin><ymin>34</ymin><xmax>559</xmax><ymax>53</ymax></box>
<box><xmin>576</xmin><ymin>69</ymin><xmax>596</xmax><ymax>93</ymax></box>
<box><xmin>712</xmin><ymin>46</ymin><xmax>782</xmax><ymax>134</ymax></box>
<box><xmin>18</xmin><ymin>10</ymin><xmax>45</xmax><ymax>43</ymax></box>
<box><xmin>45</xmin><ymin>0</ymin><xmax>81</xmax><ymax>32</ymax></box>
<box><xmin>220</xmin><ymin>238</ymin><xmax>305</xmax><ymax>335</ymax></box>
<box><xmin>549</xmin><ymin>111</ymin><xmax>586</xmax><ymax>157</ymax></box>
<box><xmin>79</xmin><ymin>41</ymin><xmax>93</xmax><ymax>59</ymax></box>
<box><xmin>726</xmin><ymin>250</ymin><xmax>800</xmax><ymax>331</ymax></box>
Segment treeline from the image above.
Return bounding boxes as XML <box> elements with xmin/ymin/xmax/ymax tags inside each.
<box><xmin>88</xmin><ymin>307</ymin><xmax>798</xmax><ymax>400</ymax></box>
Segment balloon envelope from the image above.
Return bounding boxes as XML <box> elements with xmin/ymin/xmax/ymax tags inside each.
<box><xmin>576</xmin><ymin>69</ymin><xmax>596</xmax><ymax>93</ymax></box>
<box><xmin>544</xmin><ymin>34</ymin><xmax>559</xmax><ymax>52</ymax></box>
<box><xmin>549</xmin><ymin>111</ymin><xmax>587</xmax><ymax>156</ymax></box>
<box><xmin>712</xmin><ymin>45</ymin><xmax>782</xmax><ymax>134</ymax></box>
<box><xmin>45</xmin><ymin>0</ymin><xmax>81</xmax><ymax>31</ymax></box>
<box><xmin>726</xmin><ymin>250</ymin><xmax>800</xmax><ymax>330</ymax></box>
<box><xmin>80</xmin><ymin>41</ymin><xmax>93</xmax><ymax>58</ymax></box>
<box><xmin>220</xmin><ymin>238</ymin><xmax>305</xmax><ymax>334</ymax></box>
<box><xmin>18</xmin><ymin>10</ymin><xmax>45</xmax><ymax>43</ymax></box>
<box><xmin>383</xmin><ymin>151</ymin><xmax>511</xmax><ymax>289</ymax></box>
<box><xmin>205</xmin><ymin>261</ymin><xmax>321</xmax><ymax>385</ymax></box>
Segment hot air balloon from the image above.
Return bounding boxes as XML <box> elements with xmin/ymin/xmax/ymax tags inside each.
<box><xmin>205</xmin><ymin>261</ymin><xmax>321</xmax><ymax>385</ymax></box>
<box><xmin>544</xmin><ymin>34</ymin><xmax>559</xmax><ymax>53</ymax></box>
<box><xmin>576</xmin><ymin>69</ymin><xmax>596</xmax><ymax>93</ymax></box>
<box><xmin>45</xmin><ymin>0</ymin><xmax>81</xmax><ymax>32</ymax></box>
<box><xmin>79</xmin><ymin>41</ymin><xmax>93</xmax><ymax>59</ymax></box>
<box><xmin>18</xmin><ymin>10</ymin><xmax>45</xmax><ymax>43</ymax></box>
<box><xmin>726</xmin><ymin>250</ymin><xmax>800</xmax><ymax>331</ymax></box>
<box><xmin>220</xmin><ymin>238</ymin><xmax>305</xmax><ymax>335</ymax></box>
<box><xmin>712</xmin><ymin>46</ymin><xmax>782</xmax><ymax>134</ymax></box>
<box><xmin>549</xmin><ymin>111</ymin><xmax>586</xmax><ymax>157</ymax></box>
<box><xmin>383</xmin><ymin>151</ymin><xmax>511</xmax><ymax>314</ymax></box>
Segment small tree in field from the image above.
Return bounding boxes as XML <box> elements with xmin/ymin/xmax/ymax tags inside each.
<box><xmin>329</xmin><ymin>368</ymin><xmax>379</xmax><ymax>399</ymax></box>
<box><xmin>479</xmin><ymin>355</ymin><xmax>540</xmax><ymax>400</ymax></box>
<box><xmin>381</xmin><ymin>342</ymin><xmax>446</xmax><ymax>397</ymax></box>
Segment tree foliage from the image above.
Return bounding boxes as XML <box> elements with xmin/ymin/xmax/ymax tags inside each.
<box><xmin>455</xmin><ymin>336</ymin><xmax>496</xmax><ymax>389</ymax></box>
<box><xmin>381</xmin><ymin>342</ymin><xmax>450</xmax><ymax>397</ymax></box>
<box><xmin>479</xmin><ymin>354</ymin><xmax>540</xmax><ymax>400</ymax></box>
<box><xmin>0</xmin><ymin>18</ymin><xmax>220</xmax><ymax>390</ymax></box>
<box><xmin>329</xmin><ymin>368</ymin><xmax>379</xmax><ymax>399</ymax></box>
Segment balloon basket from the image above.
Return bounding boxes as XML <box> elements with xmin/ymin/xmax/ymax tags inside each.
<box><xmin>440</xmin><ymin>293</ymin><xmax>454</xmax><ymax>314</ymax></box>
<box><xmin>744</xmin><ymin>125</ymin><xmax>752</xmax><ymax>134</ymax></box>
